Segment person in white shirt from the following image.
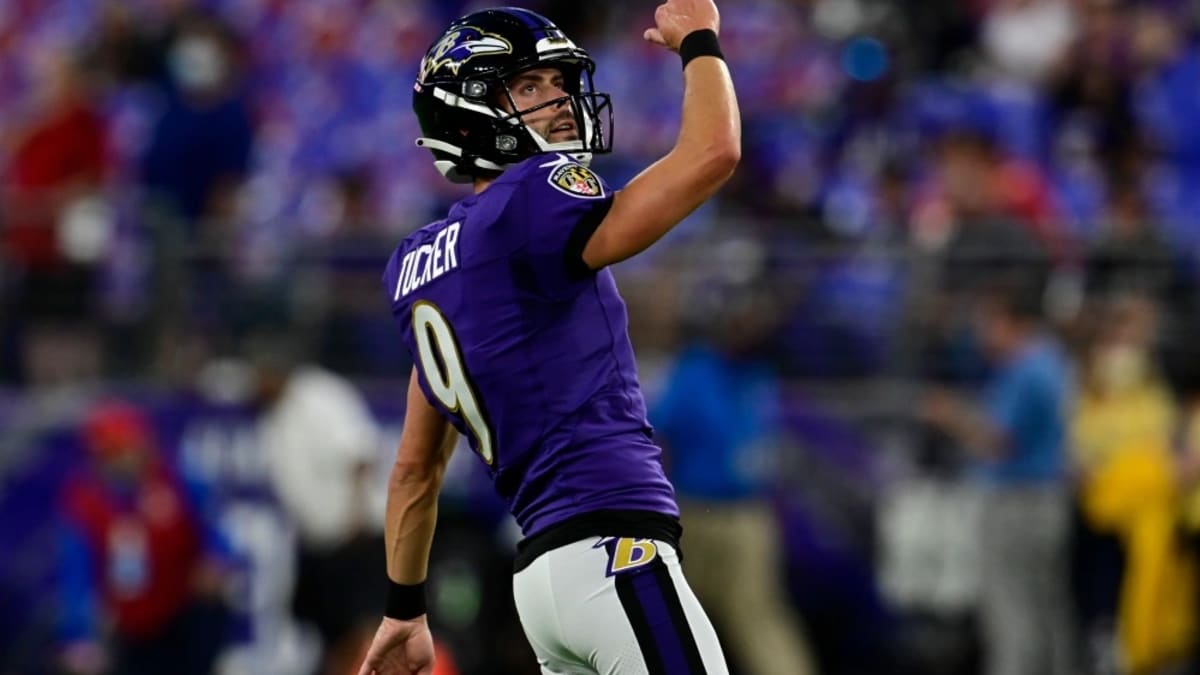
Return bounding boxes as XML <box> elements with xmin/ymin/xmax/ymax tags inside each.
<box><xmin>255</xmin><ymin>347</ymin><xmax>386</xmax><ymax>675</ymax></box>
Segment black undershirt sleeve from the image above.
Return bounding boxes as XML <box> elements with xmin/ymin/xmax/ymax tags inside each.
<box><xmin>562</xmin><ymin>197</ymin><xmax>613</xmax><ymax>280</ymax></box>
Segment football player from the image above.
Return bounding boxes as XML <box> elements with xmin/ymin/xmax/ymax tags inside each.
<box><xmin>360</xmin><ymin>1</ymin><xmax>740</xmax><ymax>673</ymax></box>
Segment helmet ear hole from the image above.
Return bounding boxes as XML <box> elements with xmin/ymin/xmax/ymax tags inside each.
<box><xmin>462</xmin><ymin>80</ymin><xmax>489</xmax><ymax>100</ymax></box>
<box><xmin>496</xmin><ymin>135</ymin><xmax>518</xmax><ymax>152</ymax></box>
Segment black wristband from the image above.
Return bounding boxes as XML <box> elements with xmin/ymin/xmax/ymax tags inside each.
<box><xmin>385</xmin><ymin>580</ymin><xmax>427</xmax><ymax>620</ymax></box>
<box><xmin>679</xmin><ymin>29</ymin><xmax>724</xmax><ymax>70</ymax></box>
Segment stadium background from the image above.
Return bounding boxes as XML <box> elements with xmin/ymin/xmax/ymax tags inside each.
<box><xmin>3</xmin><ymin>0</ymin><xmax>1200</xmax><ymax>674</ymax></box>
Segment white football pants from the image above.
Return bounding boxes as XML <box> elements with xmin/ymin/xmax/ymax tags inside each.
<box><xmin>513</xmin><ymin>537</ymin><xmax>729</xmax><ymax>675</ymax></box>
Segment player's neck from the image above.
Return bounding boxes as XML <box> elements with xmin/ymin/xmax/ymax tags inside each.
<box><xmin>474</xmin><ymin>177</ymin><xmax>494</xmax><ymax>194</ymax></box>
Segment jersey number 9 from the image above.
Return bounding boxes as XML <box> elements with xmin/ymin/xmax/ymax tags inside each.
<box><xmin>412</xmin><ymin>301</ymin><xmax>495</xmax><ymax>464</ymax></box>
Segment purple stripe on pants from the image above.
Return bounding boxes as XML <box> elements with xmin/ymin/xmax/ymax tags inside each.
<box><xmin>630</xmin><ymin>566</ymin><xmax>691</xmax><ymax>674</ymax></box>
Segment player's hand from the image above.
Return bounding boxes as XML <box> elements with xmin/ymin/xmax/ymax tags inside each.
<box><xmin>643</xmin><ymin>0</ymin><xmax>720</xmax><ymax>52</ymax></box>
<box><xmin>357</xmin><ymin>616</ymin><xmax>435</xmax><ymax>675</ymax></box>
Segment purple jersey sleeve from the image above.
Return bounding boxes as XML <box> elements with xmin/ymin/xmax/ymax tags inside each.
<box><xmin>502</xmin><ymin>154</ymin><xmax>614</xmax><ymax>300</ymax></box>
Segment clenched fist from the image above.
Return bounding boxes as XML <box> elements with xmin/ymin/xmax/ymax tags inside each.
<box><xmin>643</xmin><ymin>0</ymin><xmax>720</xmax><ymax>52</ymax></box>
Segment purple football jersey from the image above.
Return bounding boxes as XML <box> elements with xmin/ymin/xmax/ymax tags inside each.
<box><xmin>382</xmin><ymin>153</ymin><xmax>679</xmax><ymax>536</ymax></box>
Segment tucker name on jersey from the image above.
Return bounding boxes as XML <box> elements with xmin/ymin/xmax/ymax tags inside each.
<box><xmin>394</xmin><ymin>221</ymin><xmax>461</xmax><ymax>299</ymax></box>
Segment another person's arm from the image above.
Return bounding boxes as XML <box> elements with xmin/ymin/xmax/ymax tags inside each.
<box><xmin>581</xmin><ymin>0</ymin><xmax>740</xmax><ymax>270</ymax></box>
<box><xmin>921</xmin><ymin>389</ymin><xmax>1009</xmax><ymax>459</ymax></box>
<box><xmin>359</xmin><ymin>369</ymin><xmax>458</xmax><ymax>675</ymax></box>
<box><xmin>922</xmin><ymin>362</ymin><xmax>1061</xmax><ymax>462</ymax></box>
<box><xmin>57</xmin><ymin>522</ymin><xmax>108</xmax><ymax>675</ymax></box>
<box><xmin>181</xmin><ymin>472</ymin><xmax>238</xmax><ymax>598</ymax></box>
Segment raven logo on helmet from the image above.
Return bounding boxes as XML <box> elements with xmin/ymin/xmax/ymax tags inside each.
<box><xmin>419</xmin><ymin>28</ymin><xmax>513</xmax><ymax>82</ymax></box>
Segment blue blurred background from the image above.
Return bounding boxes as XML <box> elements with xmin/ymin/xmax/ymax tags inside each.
<box><xmin>3</xmin><ymin>1</ymin><xmax>1200</xmax><ymax>674</ymax></box>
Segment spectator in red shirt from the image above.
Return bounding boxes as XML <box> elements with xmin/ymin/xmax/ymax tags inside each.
<box><xmin>1</xmin><ymin>47</ymin><xmax>111</xmax><ymax>386</ymax></box>
<box><xmin>3</xmin><ymin>47</ymin><xmax>108</xmax><ymax>308</ymax></box>
<box><xmin>56</xmin><ymin>401</ymin><xmax>232</xmax><ymax>675</ymax></box>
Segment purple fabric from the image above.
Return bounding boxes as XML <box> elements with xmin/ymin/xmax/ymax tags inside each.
<box><xmin>382</xmin><ymin>154</ymin><xmax>678</xmax><ymax>536</ymax></box>
<box><xmin>631</xmin><ymin>567</ymin><xmax>689</xmax><ymax>674</ymax></box>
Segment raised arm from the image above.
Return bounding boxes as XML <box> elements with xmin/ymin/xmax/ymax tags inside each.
<box><xmin>581</xmin><ymin>0</ymin><xmax>740</xmax><ymax>270</ymax></box>
<box><xmin>360</xmin><ymin>369</ymin><xmax>458</xmax><ymax>675</ymax></box>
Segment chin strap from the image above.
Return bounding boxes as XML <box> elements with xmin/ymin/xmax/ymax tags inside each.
<box><xmin>528</xmin><ymin>133</ymin><xmax>594</xmax><ymax>167</ymax></box>
<box><xmin>416</xmin><ymin>136</ymin><xmax>593</xmax><ymax>183</ymax></box>
<box><xmin>416</xmin><ymin>137</ymin><xmax>507</xmax><ymax>183</ymax></box>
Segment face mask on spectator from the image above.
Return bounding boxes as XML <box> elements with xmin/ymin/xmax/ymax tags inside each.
<box><xmin>1093</xmin><ymin>344</ymin><xmax>1149</xmax><ymax>394</ymax></box>
<box><xmin>169</xmin><ymin>35</ymin><xmax>227</xmax><ymax>93</ymax></box>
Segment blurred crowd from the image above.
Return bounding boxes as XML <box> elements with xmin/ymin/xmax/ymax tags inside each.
<box><xmin>3</xmin><ymin>0</ymin><xmax>1200</xmax><ymax>384</ymax></box>
<box><xmin>3</xmin><ymin>0</ymin><xmax>1200</xmax><ymax>674</ymax></box>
